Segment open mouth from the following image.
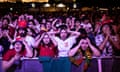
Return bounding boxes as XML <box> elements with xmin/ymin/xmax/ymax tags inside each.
<box><xmin>16</xmin><ymin>47</ymin><xmax>20</xmax><ymax>50</ymax></box>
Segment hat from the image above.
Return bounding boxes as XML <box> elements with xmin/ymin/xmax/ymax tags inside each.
<box><xmin>102</xmin><ymin>19</ymin><xmax>113</xmax><ymax>25</ymax></box>
<box><xmin>18</xmin><ymin>20</ymin><xmax>27</xmax><ymax>28</ymax></box>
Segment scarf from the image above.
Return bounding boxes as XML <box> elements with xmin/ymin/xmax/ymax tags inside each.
<box><xmin>69</xmin><ymin>48</ymin><xmax>92</xmax><ymax>72</ymax></box>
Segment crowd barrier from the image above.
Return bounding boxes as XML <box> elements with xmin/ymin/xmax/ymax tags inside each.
<box><xmin>0</xmin><ymin>56</ymin><xmax>120</xmax><ymax>72</ymax></box>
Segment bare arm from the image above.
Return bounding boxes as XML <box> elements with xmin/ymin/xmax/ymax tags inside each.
<box><xmin>2</xmin><ymin>54</ymin><xmax>20</xmax><ymax>70</ymax></box>
<box><xmin>68</xmin><ymin>30</ymin><xmax>80</xmax><ymax>38</ymax></box>
<box><xmin>6</xmin><ymin>32</ymin><xmax>13</xmax><ymax>43</ymax></box>
<box><xmin>35</xmin><ymin>34</ymin><xmax>41</xmax><ymax>41</ymax></box>
<box><xmin>98</xmin><ymin>35</ymin><xmax>109</xmax><ymax>50</ymax></box>
<box><xmin>47</xmin><ymin>31</ymin><xmax>59</xmax><ymax>46</ymax></box>
<box><xmin>87</xmin><ymin>38</ymin><xmax>101</xmax><ymax>56</ymax></box>
<box><xmin>34</xmin><ymin>33</ymin><xmax>44</xmax><ymax>48</ymax></box>
<box><xmin>68</xmin><ymin>41</ymin><xmax>81</xmax><ymax>56</ymax></box>
<box><xmin>94</xmin><ymin>24</ymin><xmax>101</xmax><ymax>35</ymax></box>
<box><xmin>48</xmin><ymin>34</ymin><xmax>58</xmax><ymax>47</ymax></box>
<box><xmin>2</xmin><ymin>58</ymin><xmax>15</xmax><ymax>70</ymax></box>
<box><xmin>4</xmin><ymin>30</ymin><xmax>14</xmax><ymax>43</ymax></box>
<box><xmin>13</xmin><ymin>30</ymin><xmax>17</xmax><ymax>41</ymax></box>
<box><xmin>71</xmin><ymin>17</ymin><xmax>75</xmax><ymax>29</ymax></box>
<box><xmin>47</xmin><ymin>31</ymin><xmax>59</xmax><ymax>35</ymax></box>
<box><xmin>52</xmin><ymin>19</ymin><xmax>58</xmax><ymax>30</ymax></box>
<box><xmin>22</xmin><ymin>40</ymin><xmax>33</xmax><ymax>57</ymax></box>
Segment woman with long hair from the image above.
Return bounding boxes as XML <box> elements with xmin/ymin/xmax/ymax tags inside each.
<box><xmin>34</xmin><ymin>32</ymin><xmax>57</xmax><ymax>72</ymax></box>
<box><xmin>48</xmin><ymin>25</ymin><xmax>80</xmax><ymax>72</ymax></box>
<box><xmin>2</xmin><ymin>40</ymin><xmax>33</xmax><ymax>72</ymax></box>
<box><xmin>68</xmin><ymin>37</ymin><xmax>100</xmax><ymax>72</ymax></box>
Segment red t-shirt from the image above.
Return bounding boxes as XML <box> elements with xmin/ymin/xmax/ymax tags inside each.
<box><xmin>3</xmin><ymin>49</ymin><xmax>26</xmax><ymax>61</ymax></box>
<box><xmin>38</xmin><ymin>44</ymin><xmax>56</xmax><ymax>57</ymax></box>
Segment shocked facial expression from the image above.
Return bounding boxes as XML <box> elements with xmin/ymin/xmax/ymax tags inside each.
<box><xmin>80</xmin><ymin>39</ymin><xmax>89</xmax><ymax>50</ymax></box>
<box><xmin>60</xmin><ymin>29</ymin><xmax>68</xmax><ymax>40</ymax></box>
<box><xmin>102</xmin><ymin>25</ymin><xmax>111</xmax><ymax>35</ymax></box>
<box><xmin>14</xmin><ymin>42</ymin><xmax>23</xmax><ymax>53</ymax></box>
<box><xmin>43</xmin><ymin>34</ymin><xmax>50</xmax><ymax>45</ymax></box>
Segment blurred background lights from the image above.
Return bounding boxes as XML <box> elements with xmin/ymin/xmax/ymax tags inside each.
<box><xmin>44</xmin><ymin>3</ymin><xmax>51</xmax><ymax>7</ymax></box>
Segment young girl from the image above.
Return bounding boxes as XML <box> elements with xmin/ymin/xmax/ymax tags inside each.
<box><xmin>34</xmin><ymin>33</ymin><xmax>57</xmax><ymax>72</ymax></box>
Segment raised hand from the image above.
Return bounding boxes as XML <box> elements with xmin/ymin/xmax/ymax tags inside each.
<box><xmin>4</xmin><ymin>30</ymin><xmax>9</xmax><ymax>36</ymax></box>
<box><xmin>22</xmin><ymin>39</ymin><xmax>27</xmax><ymax>45</ymax></box>
<box><xmin>86</xmin><ymin>38</ymin><xmax>91</xmax><ymax>45</ymax></box>
<box><xmin>40</xmin><ymin>33</ymin><xmax>45</xmax><ymax>39</ymax></box>
<box><xmin>79</xmin><ymin>39</ymin><xmax>84</xmax><ymax>45</ymax></box>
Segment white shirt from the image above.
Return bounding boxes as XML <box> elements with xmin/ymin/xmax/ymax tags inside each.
<box><xmin>25</xmin><ymin>35</ymin><xmax>35</xmax><ymax>48</ymax></box>
<box><xmin>54</xmin><ymin>36</ymin><xmax>76</xmax><ymax>57</ymax></box>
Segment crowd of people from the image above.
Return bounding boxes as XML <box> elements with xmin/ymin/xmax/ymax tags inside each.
<box><xmin>0</xmin><ymin>11</ymin><xmax>120</xmax><ymax>72</ymax></box>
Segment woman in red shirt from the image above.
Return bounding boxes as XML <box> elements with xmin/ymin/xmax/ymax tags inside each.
<box><xmin>2</xmin><ymin>40</ymin><xmax>33</xmax><ymax>72</ymax></box>
<box><xmin>34</xmin><ymin>32</ymin><xmax>57</xmax><ymax>72</ymax></box>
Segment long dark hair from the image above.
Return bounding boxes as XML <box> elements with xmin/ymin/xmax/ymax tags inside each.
<box><xmin>57</xmin><ymin>25</ymin><xmax>70</xmax><ymax>39</ymax></box>
<box><xmin>17</xmin><ymin>28</ymin><xmax>27</xmax><ymax>37</ymax></box>
<box><xmin>40</xmin><ymin>33</ymin><xmax>53</xmax><ymax>47</ymax></box>
<box><xmin>100</xmin><ymin>24</ymin><xmax>115</xmax><ymax>35</ymax></box>
<box><xmin>13</xmin><ymin>41</ymin><xmax>25</xmax><ymax>52</ymax></box>
<box><xmin>71</xmin><ymin>28</ymin><xmax>88</xmax><ymax>49</ymax></box>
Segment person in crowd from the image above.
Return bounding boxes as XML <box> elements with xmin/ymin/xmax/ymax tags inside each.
<box><xmin>0</xmin><ymin>28</ymin><xmax>11</xmax><ymax>54</ymax></box>
<box><xmin>27</xmin><ymin>20</ymin><xmax>36</xmax><ymax>29</ymax></box>
<box><xmin>80</xmin><ymin>17</ymin><xmax>95</xmax><ymax>45</ymax></box>
<box><xmin>27</xmin><ymin>19</ymin><xmax>39</xmax><ymax>34</ymax></box>
<box><xmin>74</xmin><ymin>18</ymin><xmax>81</xmax><ymax>31</ymax></box>
<box><xmin>8</xmin><ymin>27</ymin><xmax>36</xmax><ymax>57</ymax></box>
<box><xmin>2</xmin><ymin>40</ymin><xmax>33</xmax><ymax>72</ymax></box>
<box><xmin>15</xmin><ymin>27</ymin><xmax>35</xmax><ymax>49</ymax></box>
<box><xmin>46</xmin><ymin>21</ymin><xmax>53</xmax><ymax>32</ymax></box>
<box><xmin>48</xmin><ymin>25</ymin><xmax>80</xmax><ymax>72</ymax></box>
<box><xmin>95</xmin><ymin>24</ymin><xmax>120</xmax><ymax>56</ymax></box>
<box><xmin>68</xmin><ymin>36</ymin><xmax>100</xmax><ymax>72</ymax></box>
<box><xmin>34</xmin><ymin>33</ymin><xmax>57</xmax><ymax>72</ymax></box>
<box><xmin>25</xmin><ymin>28</ymin><xmax>36</xmax><ymax>57</ymax></box>
<box><xmin>51</xmin><ymin>18</ymin><xmax>62</xmax><ymax>31</ymax></box>
<box><xmin>0</xmin><ymin>11</ymin><xmax>119</xmax><ymax>72</ymax></box>
<box><xmin>66</xmin><ymin>16</ymin><xmax>75</xmax><ymax>30</ymax></box>
<box><xmin>80</xmin><ymin>17</ymin><xmax>93</xmax><ymax>33</ymax></box>
<box><xmin>2</xmin><ymin>18</ymin><xmax>10</xmax><ymax>30</ymax></box>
